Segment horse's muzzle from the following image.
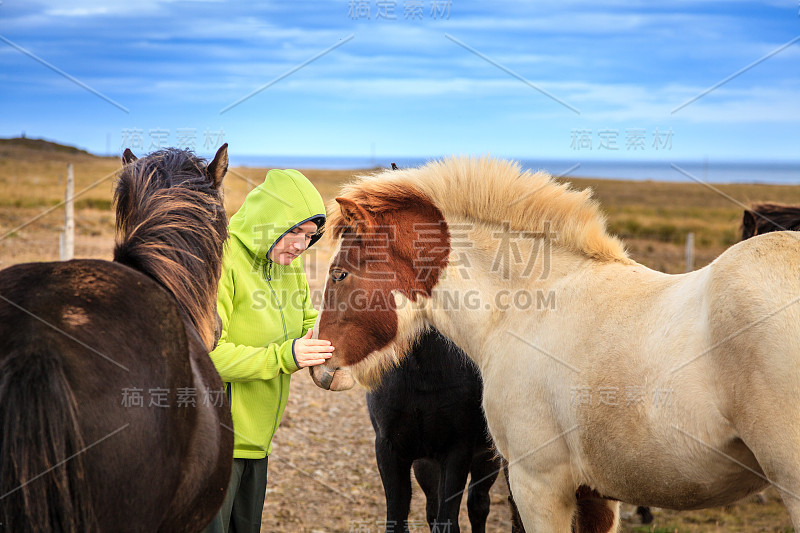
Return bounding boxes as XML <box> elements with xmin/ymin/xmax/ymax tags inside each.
<box><xmin>309</xmin><ymin>363</ymin><xmax>355</xmax><ymax>391</ymax></box>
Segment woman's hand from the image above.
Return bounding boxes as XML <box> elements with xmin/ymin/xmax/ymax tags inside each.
<box><xmin>293</xmin><ymin>329</ymin><xmax>334</xmax><ymax>368</ymax></box>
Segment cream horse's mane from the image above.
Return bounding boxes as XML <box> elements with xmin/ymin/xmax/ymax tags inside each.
<box><xmin>329</xmin><ymin>155</ymin><xmax>630</xmax><ymax>263</ymax></box>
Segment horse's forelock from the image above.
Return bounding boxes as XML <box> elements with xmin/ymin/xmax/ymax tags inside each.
<box><xmin>327</xmin><ymin>180</ymin><xmax>434</xmax><ymax>239</ymax></box>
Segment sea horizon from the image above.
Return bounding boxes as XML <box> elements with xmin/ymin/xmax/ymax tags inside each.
<box><xmin>228</xmin><ymin>154</ymin><xmax>800</xmax><ymax>185</ymax></box>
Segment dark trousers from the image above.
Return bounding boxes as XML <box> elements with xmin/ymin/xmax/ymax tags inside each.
<box><xmin>203</xmin><ymin>457</ymin><xmax>269</xmax><ymax>533</ymax></box>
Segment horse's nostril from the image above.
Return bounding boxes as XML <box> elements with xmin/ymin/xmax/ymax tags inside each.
<box><xmin>319</xmin><ymin>370</ymin><xmax>334</xmax><ymax>389</ymax></box>
<box><xmin>310</xmin><ymin>366</ymin><xmax>334</xmax><ymax>390</ymax></box>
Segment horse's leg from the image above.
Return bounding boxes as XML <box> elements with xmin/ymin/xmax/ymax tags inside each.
<box><xmin>412</xmin><ymin>458</ymin><xmax>440</xmax><ymax>529</ymax></box>
<box><xmin>635</xmin><ymin>506</ymin><xmax>653</xmax><ymax>524</ymax></box>
<box><xmin>574</xmin><ymin>496</ymin><xmax>619</xmax><ymax>533</ymax></box>
<box><xmin>506</xmin><ymin>463</ymin><xmax>575</xmax><ymax>532</ymax></box>
<box><xmin>734</xmin><ymin>406</ymin><xmax>800</xmax><ymax>528</ymax></box>
<box><xmin>718</xmin><ymin>336</ymin><xmax>800</xmax><ymax>529</ymax></box>
<box><xmin>465</xmin><ymin>452</ymin><xmax>501</xmax><ymax>533</ymax></box>
<box><xmin>737</xmin><ymin>441</ymin><xmax>800</xmax><ymax>527</ymax></box>
<box><xmin>502</xmin><ymin>459</ymin><xmax>526</xmax><ymax>533</ymax></box>
<box><xmin>434</xmin><ymin>445</ymin><xmax>474</xmax><ymax>533</ymax></box>
<box><xmin>375</xmin><ymin>437</ymin><xmax>413</xmax><ymax>533</ymax></box>
<box><xmin>158</xmin><ymin>340</ymin><xmax>233</xmax><ymax>533</ymax></box>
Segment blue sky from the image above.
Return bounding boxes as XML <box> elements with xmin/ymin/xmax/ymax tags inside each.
<box><xmin>1</xmin><ymin>0</ymin><xmax>798</xmax><ymax>163</ymax></box>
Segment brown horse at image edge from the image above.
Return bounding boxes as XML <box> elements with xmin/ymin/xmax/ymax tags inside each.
<box><xmin>0</xmin><ymin>146</ymin><xmax>233</xmax><ymax>532</ymax></box>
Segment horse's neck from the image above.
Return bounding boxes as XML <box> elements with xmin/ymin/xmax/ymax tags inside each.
<box><xmin>116</xmin><ymin>212</ymin><xmax>220</xmax><ymax>351</ymax></box>
<box><xmin>424</xmin><ymin>240</ymin><xmax>575</xmax><ymax>363</ymax></box>
<box><xmin>423</xmin><ymin>242</ymin><xmax>666</xmax><ymax>368</ymax></box>
<box><xmin>165</xmin><ymin>239</ymin><xmax>218</xmax><ymax>350</ymax></box>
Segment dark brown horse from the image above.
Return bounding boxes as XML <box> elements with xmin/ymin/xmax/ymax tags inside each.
<box><xmin>741</xmin><ymin>202</ymin><xmax>800</xmax><ymax>240</ymax></box>
<box><xmin>0</xmin><ymin>146</ymin><xmax>233</xmax><ymax>532</ymax></box>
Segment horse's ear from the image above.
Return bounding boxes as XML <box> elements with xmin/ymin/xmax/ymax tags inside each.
<box><xmin>208</xmin><ymin>143</ymin><xmax>229</xmax><ymax>188</ymax></box>
<box><xmin>122</xmin><ymin>148</ymin><xmax>137</xmax><ymax>165</ymax></box>
<box><xmin>741</xmin><ymin>209</ymin><xmax>757</xmax><ymax>240</ymax></box>
<box><xmin>336</xmin><ymin>197</ymin><xmax>377</xmax><ymax>232</ymax></box>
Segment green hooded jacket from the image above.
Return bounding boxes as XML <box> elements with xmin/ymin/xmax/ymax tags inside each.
<box><xmin>211</xmin><ymin>169</ymin><xmax>325</xmax><ymax>459</ymax></box>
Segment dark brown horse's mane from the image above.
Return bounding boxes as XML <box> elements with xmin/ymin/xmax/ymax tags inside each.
<box><xmin>113</xmin><ymin>148</ymin><xmax>227</xmax><ymax>348</ymax></box>
<box><xmin>741</xmin><ymin>202</ymin><xmax>800</xmax><ymax>240</ymax></box>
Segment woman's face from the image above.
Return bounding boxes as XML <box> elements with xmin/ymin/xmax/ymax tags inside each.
<box><xmin>269</xmin><ymin>220</ymin><xmax>318</xmax><ymax>265</ymax></box>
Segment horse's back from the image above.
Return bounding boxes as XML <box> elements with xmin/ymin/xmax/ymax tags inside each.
<box><xmin>0</xmin><ymin>259</ymin><xmax>215</xmax><ymax>531</ymax></box>
<box><xmin>711</xmin><ymin>231</ymin><xmax>800</xmax><ymax>301</ymax></box>
<box><xmin>707</xmin><ymin>231</ymin><xmax>800</xmax><ymax>373</ymax></box>
<box><xmin>0</xmin><ymin>259</ymin><xmax>195</xmax><ymax>394</ymax></box>
<box><xmin>706</xmin><ymin>231</ymin><xmax>800</xmax><ymax>448</ymax></box>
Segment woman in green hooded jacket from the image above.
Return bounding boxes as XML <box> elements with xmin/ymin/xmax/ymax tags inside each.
<box><xmin>203</xmin><ymin>169</ymin><xmax>334</xmax><ymax>533</ymax></box>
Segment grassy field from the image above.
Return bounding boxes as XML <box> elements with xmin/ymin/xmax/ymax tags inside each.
<box><xmin>1</xmin><ymin>139</ymin><xmax>798</xmax><ymax>531</ymax></box>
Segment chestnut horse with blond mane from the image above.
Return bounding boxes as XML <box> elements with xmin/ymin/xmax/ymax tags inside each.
<box><xmin>310</xmin><ymin>157</ymin><xmax>800</xmax><ymax>532</ymax></box>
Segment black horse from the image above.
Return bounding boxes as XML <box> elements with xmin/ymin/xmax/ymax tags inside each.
<box><xmin>0</xmin><ymin>146</ymin><xmax>233</xmax><ymax>532</ymax></box>
<box><xmin>367</xmin><ymin>329</ymin><xmax>505</xmax><ymax>533</ymax></box>
<box><xmin>741</xmin><ymin>202</ymin><xmax>800</xmax><ymax>240</ymax></box>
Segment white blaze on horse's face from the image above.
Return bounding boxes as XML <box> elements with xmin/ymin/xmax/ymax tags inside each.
<box><xmin>308</xmin><ymin>265</ymin><xmax>355</xmax><ymax>391</ymax></box>
<box><xmin>310</xmin><ymin>191</ymin><xmax>450</xmax><ymax>390</ymax></box>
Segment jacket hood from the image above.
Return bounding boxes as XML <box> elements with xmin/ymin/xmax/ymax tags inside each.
<box><xmin>229</xmin><ymin>169</ymin><xmax>326</xmax><ymax>259</ymax></box>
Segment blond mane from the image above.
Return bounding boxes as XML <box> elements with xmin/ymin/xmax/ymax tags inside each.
<box><xmin>329</xmin><ymin>155</ymin><xmax>630</xmax><ymax>262</ymax></box>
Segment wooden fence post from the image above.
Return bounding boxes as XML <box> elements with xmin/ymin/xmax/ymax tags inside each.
<box><xmin>60</xmin><ymin>163</ymin><xmax>75</xmax><ymax>261</ymax></box>
<box><xmin>685</xmin><ymin>232</ymin><xmax>694</xmax><ymax>272</ymax></box>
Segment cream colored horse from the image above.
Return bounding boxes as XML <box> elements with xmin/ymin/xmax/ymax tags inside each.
<box><xmin>310</xmin><ymin>156</ymin><xmax>800</xmax><ymax>532</ymax></box>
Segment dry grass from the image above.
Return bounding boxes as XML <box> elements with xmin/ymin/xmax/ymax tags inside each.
<box><xmin>563</xmin><ymin>176</ymin><xmax>800</xmax><ymax>272</ymax></box>
<box><xmin>1</xmin><ymin>143</ymin><xmax>797</xmax><ymax>531</ymax></box>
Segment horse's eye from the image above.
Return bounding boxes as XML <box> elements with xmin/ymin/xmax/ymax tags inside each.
<box><xmin>331</xmin><ymin>270</ymin><xmax>349</xmax><ymax>282</ymax></box>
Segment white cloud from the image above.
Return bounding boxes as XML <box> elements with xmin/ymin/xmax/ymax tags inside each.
<box><xmin>529</xmin><ymin>81</ymin><xmax>800</xmax><ymax>123</ymax></box>
<box><xmin>39</xmin><ymin>0</ymin><xmax>165</xmax><ymax>17</ymax></box>
<box><xmin>45</xmin><ymin>6</ymin><xmax>111</xmax><ymax>17</ymax></box>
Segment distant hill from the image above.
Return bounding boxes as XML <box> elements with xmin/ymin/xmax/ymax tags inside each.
<box><xmin>0</xmin><ymin>137</ymin><xmax>102</xmax><ymax>158</ymax></box>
